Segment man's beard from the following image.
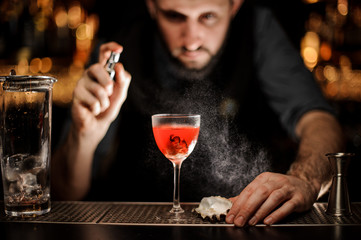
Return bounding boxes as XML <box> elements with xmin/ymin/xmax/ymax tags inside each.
<box><xmin>167</xmin><ymin>47</ymin><xmax>221</xmax><ymax>82</ymax></box>
<box><xmin>155</xmin><ymin>34</ymin><xmax>223</xmax><ymax>82</ymax></box>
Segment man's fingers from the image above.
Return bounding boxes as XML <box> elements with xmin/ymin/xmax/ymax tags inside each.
<box><xmin>226</xmin><ymin>187</ymin><xmax>254</xmax><ymax>223</ymax></box>
<box><xmin>99</xmin><ymin>42</ymin><xmax>123</xmax><ymax>64</ymax></box>
<box><xmin>76</xmin><ymin>69</ymin><xmax>111</xmax><ymax>115</ymax></box>
<box><xmin>87</xmin><ymin>64</ymin><xmax>113</xmax><ymax>88</ymax></box>
<box><xmin>84</xmin><ymin>78</ymin><xmax>111</xmax><ymax>111</ymax></box>
<box><xmin>226</xmin><ymin>172</ymin><xmax>273</xmax><ymax>225</ymax></box>
<box><xmin>232</xmin><ymin>182</ymin><xmax>285</xmax><ymax>227</ymax></box>
<box><xmin>226</xmin><ymin>172</ymin><xmax>306</xmax><ymax>227</ymax></box>
<box><xmin>73</xmin><ymin>81</ymin><xmax>102</xmax><ymax>115</ymax></box>
<box><xmin>105</xmin><ymin>63</ymin><xmax>132</xmax><ymax>119</ymax></box>
<box><xmin>247</xmin><ymin>187</ymin><xmax>292</xmax><ymax>226</ymax></box>
<box><xmin>263</xmin><ymin>200</ymin><xmax>297</xmax><ymax>225</ymax></box>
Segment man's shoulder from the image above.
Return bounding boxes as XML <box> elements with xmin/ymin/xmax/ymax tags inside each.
<box><xmin>252</xmin><ymin>4</ymin><xmax>278</xmax><ymax>31</ymax></box>
<box><xmin>233</xmin><ymin>3</ymin><xmax>276</xmax><ymax>32</ymax></box>
<box><xmin>252</xmin><ymin>4</ymin><xmax>274</xmax><ymax>16</ymax></box>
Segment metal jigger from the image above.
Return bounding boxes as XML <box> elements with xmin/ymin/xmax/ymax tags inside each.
<box><xmin>325</xmin><ymin>153</ymin><xmax>354</xmax><ymax>216</ymax></box>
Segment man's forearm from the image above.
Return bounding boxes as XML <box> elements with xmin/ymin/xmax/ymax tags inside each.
<box><xmin>51</xmin><ymin>125</ymin><xmax>97</xmax><ymax>200</ymax></box>
<box><xmin>287</xmin><ymin>110</ymin><xmax>345</xmax><ymax>198</ymax></box>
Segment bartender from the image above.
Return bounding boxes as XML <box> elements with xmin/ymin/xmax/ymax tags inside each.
<box><xmin>51</xmin><ymin>0</ymin><xmax>345</xmax><ymax>227</ymax></box>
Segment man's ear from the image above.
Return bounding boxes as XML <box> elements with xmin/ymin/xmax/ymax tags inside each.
<box><xmin>231</xmin><ymin>0</ymin><xmax>244</xmax><ymax>17</ymax></box>
<box><xmin>145</xmin><ymin>0</ymin><xmax>156</xmax><ymax>18</ymax></box>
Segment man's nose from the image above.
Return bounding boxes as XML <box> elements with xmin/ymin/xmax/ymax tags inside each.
<box><xmin>182</xmin><ymin>21</ymin><xmax>202</xmax><ymax>51</ymax></box>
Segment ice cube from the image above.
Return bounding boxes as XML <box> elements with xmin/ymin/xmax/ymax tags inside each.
<box><xmin>20</xmin><ymin>173</ymin><xmax>38</xmax><ymax>187</ymax></box>
<box><xmin>22</xmin><ymin>155</ymin><xmax>43</xmax><ymax>171</ymax></box>
<box><xmin>8</xmin><ymin>182</ymin><xmax>22</xmax><ymax>194</ymax></box>
<box><xmin>5</xmin><ymin>168</ymin><xmax>19</xmax><ymax>182</ymax></box>
<box><xmin>7</xmin><ymin>153</ymin><xmax>27</xmax><ymax>168</ymax></box>
<box><xmin>22</xmin><ymin>155</ymin><xmax>36</xmax><ymax>171</ymax></box>
<box><xmin>20</xmin><ymin>172</ymin><xmax>42</xmax><ymax>196</ymax></box>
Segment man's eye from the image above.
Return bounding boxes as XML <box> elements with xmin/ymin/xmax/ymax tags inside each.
<box><xmin>203</xmin><ymin>13</ymin><xmax>215</xmax><ymax>20</ymax></box>
<box><xmin>200</xmin><ymin>13</ymin><xmax>217</xmax><ymax>25</ymax></box>
<box><xmin>163</xmin><ymin>11</ymin><xmax>186</xmax><ymax>22</ymax></box>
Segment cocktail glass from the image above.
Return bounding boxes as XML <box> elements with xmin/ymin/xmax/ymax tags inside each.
<box><xmin>152</xmin><ymin>114</ymin><xmax>200</xmax><ymax>214</ymax></box>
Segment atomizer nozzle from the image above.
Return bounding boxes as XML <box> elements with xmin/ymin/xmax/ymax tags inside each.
<box><xmin>104</xmin><ymin>51</ymin><xmax>121</xmax><ymax>80</ymax></box>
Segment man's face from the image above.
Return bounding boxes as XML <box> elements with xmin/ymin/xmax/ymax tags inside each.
<box><xmin>148</xmin><ymin>0</ymin><xmax>237</xmax><ymax>70</ymax></box>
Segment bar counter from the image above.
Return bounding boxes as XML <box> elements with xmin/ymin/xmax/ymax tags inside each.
<box><xmin>2</xmin><ymin>201</ymin><xmax>361</xmax><ymax>240</ymax></box>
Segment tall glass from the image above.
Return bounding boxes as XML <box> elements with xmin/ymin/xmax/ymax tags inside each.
<box><xmin>152</xmin><ymin>114</ymin><xmax>200</xmax><ymax>213</ymax></box>
<box><xmin>0</xmin><ymin>74</ymin><xmax>56</xmax><ymax>217</ymax></box>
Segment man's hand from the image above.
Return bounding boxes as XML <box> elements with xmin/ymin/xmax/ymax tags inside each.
<box><xmin>71</xmin><ymin>41</ymin><xmax>131</xmax><ymax>147</ymax></box>
<box><xmin>226</xmin><ymin>172</ymin><xmax>318</xmax><ymax>227</ymax></box>
<box><xmin>226</xmin><ymin>111</ymin><xmax>344</xmax><ymax>227</ymax></box>
<box><xmin>51</xmin><ymin>41</ymin><xmax>131</xmax><ymax>200</ymax></box>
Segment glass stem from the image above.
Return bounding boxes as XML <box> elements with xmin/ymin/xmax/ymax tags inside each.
<box><xmin>172</xmin><ymin>162</ymin><xmax>183</xmax><ymax>212</ymax></box>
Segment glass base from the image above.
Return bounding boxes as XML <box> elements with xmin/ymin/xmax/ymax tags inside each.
<box><xmin>5</xmin><ymin>207</ymin><xmax>51</xmax><ymax>217</ymax></box>
<box><xmin>5</xmin><ymin>200</ymin><xmax>51</xmax><ymax>217</ymax></box>
<box><xmin>170</xmin><ymin>206</ymin><xmax>184</xmax><ymax>214</ymax></box>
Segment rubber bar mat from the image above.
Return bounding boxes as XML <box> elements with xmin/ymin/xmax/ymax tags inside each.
<box><xmin>0</xmin><ymin>201</ymin><xmax>111</xmax><ymax>224</ymax></box>
<box><xmin>0</xmin><ymin>202</ymin><xmax>361</xmax><ymax>226</ymax></box>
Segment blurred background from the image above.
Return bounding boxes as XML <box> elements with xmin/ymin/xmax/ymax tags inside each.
<box><xmin>1</xmin><ymin>0</ymin><xmax>361</xmax><ymax>199</ymax></box>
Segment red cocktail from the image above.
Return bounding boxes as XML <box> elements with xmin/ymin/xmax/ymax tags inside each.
<box><xmin>153</xmin><ymin>124</ymin><xmax>199</xmax><ymax>165</ymax></box>
<box><xmin>152</xmin><ymin>114</ymin><xmax>200</xmax><ymax>214</ymax></box>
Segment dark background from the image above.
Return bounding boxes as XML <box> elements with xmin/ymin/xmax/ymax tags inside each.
<box><xmin>1</xmin><ymin>0</ymin><xmax>361</xmax><ymax>201</ymax></box>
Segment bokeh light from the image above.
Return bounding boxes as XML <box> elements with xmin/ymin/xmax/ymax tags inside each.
<box><xmin>68</xmin><ymin>1</ymin><xmax>82</xmax><ymax>29</ymax></box>
<box><xmin>54</xmin><ymin>6</ymin><xmax>67</xmax><ymax>27</ymax></box>
<box><xmin>337</xmin><ymin>0</ymin><xmax>348</xmax><ymax>16</ymax></box>
<box><xmin>301</xmin><ymin>32</ymin><xmax>320</xmax><ymax>70</ymax></box>
<box><xmin>319</xmin><ymin>42</ymin><xmax>332</xmax><ymax>61</ymax></box>
<box><xmin>323</xmin><ymin>65</ymin><xmax>339</xmax><ymax>83</ymax></box>
<box><xmin>30</xmin><ymin>58</ymin><xmax>42</xmax><ymax>73</ymax></box>
<box><xmin>41</xmin><ymin>57</ymin><xmax>52</xmax><ymax>73</ymax></box>
<box><xmin>17</xmin><ymin>59</ymin><xmax>29</xmax><ymax>75</ymax></box>
<box><xmin>76</xmin><ymin>23</ymin><xmax>91</xmax><ymax>41</ymax></box>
